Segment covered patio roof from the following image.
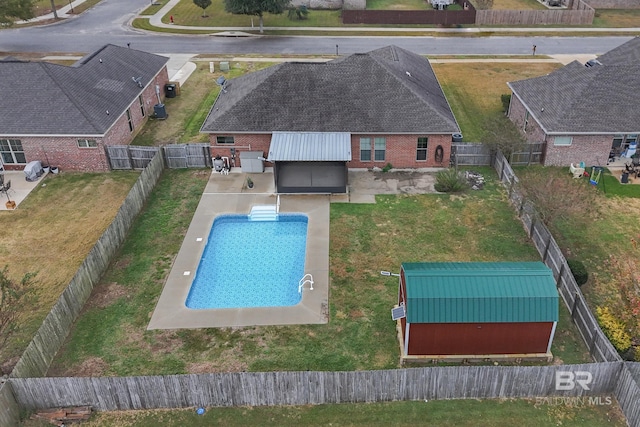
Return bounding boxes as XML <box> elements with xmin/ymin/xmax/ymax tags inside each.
<box><xmin>267</xmin><ymin>132</ymin><xmax>352</xmax><ymax>162</ymax></box>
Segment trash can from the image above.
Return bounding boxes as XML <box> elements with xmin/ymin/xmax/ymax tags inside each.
<box><xmin>164</xmin><ymin>83</ymin><xmax>176</xmax><ymax>98</ymax></box>
<box><xmin>452</xmin><ymin>133</ymin><xmax>463</xmax><ymax>143</ymax></box>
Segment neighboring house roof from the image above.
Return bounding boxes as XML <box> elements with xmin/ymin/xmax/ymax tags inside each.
<box><xmin>507</xmin><ymin>61</ymin><xmax>640</xmax><ymax>134</ymax></box>
<box><xmin>401</xmin><ymin>262</ymin><xmax>559</xmax><ymax>324</ymax></box>
<box><xmin>596</xmin><ymin>36</ymin><xmax>640</xmax><ymax>66</ymax></box>
<box><xmin>0</xmin><ymin>44</ymin><xmax>168</xmax><ymax>136</ymax></box>
<box><xmin>201</xmin><ymin>46</ymin><xmax>460</xmax><ymax>134</ymax></box>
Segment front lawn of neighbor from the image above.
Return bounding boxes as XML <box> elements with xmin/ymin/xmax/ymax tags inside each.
<box><xmin>22</xmin><ymin>398</ymin><xmax>627</xmax><ymax>427</ymax></box>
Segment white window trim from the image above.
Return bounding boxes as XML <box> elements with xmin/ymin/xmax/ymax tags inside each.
<box><xmin>554</xmin><ymin>136</ymin><xmax>573</xmax><ymax>147</ymax></box>
<box><xmin>77</xmin><ymin>139</ymin><xmax>98</xmax><ymax>148</ymax></box>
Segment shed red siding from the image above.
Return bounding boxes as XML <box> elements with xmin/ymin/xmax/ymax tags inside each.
<box><xmin>405</xmin><ymin>322</ymin><xmax>553</xmax><ymax>356</ymax></box>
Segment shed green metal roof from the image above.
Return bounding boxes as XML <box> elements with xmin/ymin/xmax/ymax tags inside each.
<box><xmin>401</xmin><ymin>262</ymin><xmax>558</xmax><ymax>324</ymax></box>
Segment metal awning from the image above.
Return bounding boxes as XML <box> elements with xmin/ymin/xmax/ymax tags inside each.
<box><xmin>267</xmin><ymin>132</ymin><xmax>352</xmax><ymax>162</ymax></box>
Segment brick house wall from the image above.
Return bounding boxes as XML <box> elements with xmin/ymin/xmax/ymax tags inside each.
<box><xmin>544</xmin><ymin>134</ymin><xmax>612</xmax><ymax>167</ymax></box>
<box><xmin>350</xmin><ymin>134</ymin><xmax>451</xmax><ymax>168</ymax></box>
<box><xmin>1</xmin><ymin>67</ymin><xmax>169</xmax><ymax>172</ymax></box>
<box><xmin>208</xmin><ymin>133</ymin><xmax>452</xmax><ymax>169</ymax></box>
<box><xmin>508</xmin><ymin>93</ymin><xmax>612</xmax><ymax>167</ymax></box>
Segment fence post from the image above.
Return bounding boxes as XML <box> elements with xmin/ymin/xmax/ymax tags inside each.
<box><xmin>589</xmin><ymin>330</ymin><xmax>599</xmax><ymax>360</ymax></box>
<box><xmin>556</xmin><ymin>262</ymin><xmax>566</xmax><ymax>289</ymax></box>
<box><xmin>529</xmin><ymin>215</ymin><xmax>536</xmax><ymax>238</ymax></box>
<box><xmin>571</xmin><ymin>291</ymin><xmax>580</xmax><ymax>319</ymax></box>
<box><xmin>542</xmin><ymin>233</ymin><xmax>552</xmax><ymax>263</ymax></box>
<box><xmin>500</xmin><ymin>156</ymin><xmax>506</xmax><ymax>181</ymax></box>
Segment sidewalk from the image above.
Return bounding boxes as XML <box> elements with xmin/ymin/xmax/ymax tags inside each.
<box><xmin>19</xmin><ymin>0</ymin><xmax>640</xmax><ymax>33</ymax></box>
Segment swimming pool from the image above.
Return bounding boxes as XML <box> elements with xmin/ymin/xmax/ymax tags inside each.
<box><xmin>185</xmin><ymin>214</ymin><xmax>308</xmax><ymax>309</ymax></box>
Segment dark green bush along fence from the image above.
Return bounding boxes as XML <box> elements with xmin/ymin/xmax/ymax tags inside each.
<box><xmin>8</xmin><ymin>363</ymin><xmax>622</xmax><ymax>412</ymax></box>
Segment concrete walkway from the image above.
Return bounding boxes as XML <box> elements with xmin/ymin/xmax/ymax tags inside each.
<box><xmin>18</xmin><ymin>0</ymin><xmax>640</xmax><ymax>33</ymax></box>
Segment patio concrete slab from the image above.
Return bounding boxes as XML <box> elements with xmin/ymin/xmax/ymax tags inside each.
<box><xmin>149</xmin><ymin>171</ymin><xmax>329</xmax><ymax>329</ymax></box>
<box><xmin>0</xmin><ymin>171</ymin><xmax>47</xmax><ymax>211</ymax></box>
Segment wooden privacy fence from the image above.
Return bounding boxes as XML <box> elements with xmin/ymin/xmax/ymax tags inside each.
<box><xmin>475</xmin><ymin>1</ymin><xmax>594</xmax><ymax>25</ymax></box>
<box><xmin>106</xmin><ymin>145</ymin><xmax>159</xmax><ymax>170</ymax></box>
<box><xmin>492</xmin><ymin>150</ymin><xmax>621</xmax><ymax>363</ymax></box>
<box><xmin>509</xmin><ymin>142</ymin><xmax>545</xmax><ymax>166</ymax></box>
<box><xmin>7</xmin><ymin>363</ymin><xmax>624</xmax><ymax>412</ymax></box>
<box><xmin>452</xmin><ymin>143</ymin><xmax>545</xmax><ymax>167</ymax></box>
<box><xmin>342</xmin><ymin>9</ymin><xmax>476</xmax><ymax>25</ymax></box>
<box><xmin>163</xmin><ymin>143</ymin><xmax>212</xmax><ymax>169</ymax></box>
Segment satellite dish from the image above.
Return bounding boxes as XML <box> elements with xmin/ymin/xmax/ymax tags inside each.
<box><xmin>216</xmin><ymin>76</ymin><xmax>227</xmax><ymax>93</ymax></box>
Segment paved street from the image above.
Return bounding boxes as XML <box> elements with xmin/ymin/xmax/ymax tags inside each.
<box><xmin>0</xmin><ymin>0</ymin><xmax>636</xmax><ymax>55</ymax></box>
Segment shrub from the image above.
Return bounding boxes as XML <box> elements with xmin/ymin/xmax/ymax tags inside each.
<box><xmin>434</xmin><ymin>169</ymin><xmax>468</xmax><ymax>193</ymax></box>
<box><xmin>567</xmin><ymin>259</ymin><xmax>588</xmax><ymax>286</ymax></box>
<box><xmin>500</xmin><ymin>94</ymin><xmax>511</xmax><ymax>113</ymax></box>
<box><xmin>596</xmin><ymin>306</ymin><xmax>632</xmax><ymax>353</ymax></box>
<box><xmin>382</xmin><ymin>163</ymin><xmax>393</xmax><ymax>173</ymax></box>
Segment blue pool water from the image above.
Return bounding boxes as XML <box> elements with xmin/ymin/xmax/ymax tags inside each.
<box><xmin>185</xmin><ymin>214</ymin><xmax>308</xmax><ymax>309</ymax></box>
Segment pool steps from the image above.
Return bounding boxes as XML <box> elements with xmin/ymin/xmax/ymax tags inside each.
<box><xmin>249</xmin><ymin>205</ymin><xmax>278</xmax><ymax>221</ymax></box>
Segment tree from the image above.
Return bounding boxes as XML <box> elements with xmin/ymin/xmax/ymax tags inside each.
<box><xmin>193</xmin><ymin>0</ymin><xmax>212</xmax><ymax>18</ymax></box>
<box><xmin>0</xmin><ymin>266</ymin><xmax>37</xmax><ymax>373</ymax></box>
<box><xmin>0</xmin><ymin>0</ymin><xmax>35</xmax><ymax>26</ymax></box>
<box><xmin>223</xmin><ymin>0</ymin><xmax>291</xmax><ymax>33</ymax></box>
<box><xmin>288</xmin><ymin>5</ymin><xmax>308</xmax><ymax>20</ymax></box>
<box><xmin>481</xmin><ymin>113</ymin><xmax>526</xmax><ymax>159</ymax></box>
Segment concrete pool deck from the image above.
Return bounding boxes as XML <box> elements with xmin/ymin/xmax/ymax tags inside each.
<box><xmin>148</xmin><ymin>170</ymin><xmax>330</xmax><ymax>329</ymax></box>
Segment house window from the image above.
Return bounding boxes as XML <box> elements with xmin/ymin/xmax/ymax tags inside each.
<box><xmin>216</xmin><ymin>136</ymin><xmax>235</xmax><ymax>145</ymax></box>
<box><xmin>126</xmin><ymin>109</ymin><xmax>134</xmax><ymax>132</ymax></box>
<box><xmin>417</xmin><ymin>137</ymin><xmax>428</xmax><ymax>161</ymax></box>
<box><xmin>138</xmin><ymin>95</ymin><xmax>145</xmax><ymax>118</ymax></box>
<box><xmin>77</xmin><ymin>139</ymin><xmax>97</xmax><ymax>148</ymax></box>
<box><xmin>360</xmin><ymin>137</ymin><xmax>371</xmax><ymax>161</ymax></box>
<box><xmin>0</xmin><ymin>139</ymin><xmax>26</xmax><ymax>164</ymax></box>
<box><xmin>554</xmin><ymin>136</ymin><xmax>572</xmax><ymax>146</ymax></box>
<box><xmin>523</xmin><ymin>110</ymin><xmax>530</xmax><ymax>132</ymax></box>
<box><xmin>374</xmin><ymin>137</ymin><xmax>386</xmax><ymax>161</ymax></box>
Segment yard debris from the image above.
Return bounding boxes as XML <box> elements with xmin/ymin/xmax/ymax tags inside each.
<box><xmin>31</xmin><ymin>406</ymin><xmax>92</xmax><ymax>425</ymax></box>
<box><xmin>465</xmin><ymin>170</ymin><xmax>485</xmax><ymax>190</ymax></box>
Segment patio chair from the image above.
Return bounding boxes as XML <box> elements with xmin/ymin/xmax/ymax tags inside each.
<box><xmin>1</xmin><ymin>180</ymin><xmax>14</xmax><ymax>198</ymax></box>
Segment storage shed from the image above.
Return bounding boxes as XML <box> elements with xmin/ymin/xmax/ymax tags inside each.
<box><xmin>395</xmin><ymin>262</ymin><xmax>559</xmax><ymax>361</ymax></box>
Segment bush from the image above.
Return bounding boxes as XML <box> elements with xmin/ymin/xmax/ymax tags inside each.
<box><xmin>567</xmin><ymin>259</ymin><xmax>588</xmax><ymax>286</ymax></box>
<box><xmin>500</xmin><ymin>94</ymin><xmax>511</xmax><ymax>113</ymax></box>
<box><xmin>434</xmin><ymin>169</ymin><xmax>468</xmax><ymax>193</ymax></box>
<box><xmin>382</xmin><ymin>163</ymin><xmax>393</xmax><ymax>173</ymax></box>
<box><xmin>596</xmin><ymin>306</ymin><xmax>632</xmax><ymax>353</ymax></box>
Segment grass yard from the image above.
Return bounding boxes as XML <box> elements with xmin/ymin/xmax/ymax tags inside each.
<box><xmin>156</xmin><ymin>0</ymin><xmax>342</xmax><ymax>27</ymax></box>
<box><xmin>433</xmin><ymin>62</ymin><xmax>561</xmax><ymax>141</ymax></box>
<box><xmin>592</xmin><ymin>9</ymin><xmax>640</xmax><ymax>28</ymax></box>
<box><xmin>366</xmin><ymin>0</ymin><xmax>429</xmax><ymax>10</ymax></box>
<box><xmin>0</xmin><ymin>172</ymin><xmax>139</xmax><ymax>373</ymax></box>
<box><xmin>21</xmin><ymin>398</ymin><xmax>627</xmax><ymax>427</ymax></box>
<box><xmin>488</xmin><ymin>0</ymin><xmax>547</xmax><ymax>10</ymax></box>
<box><xmin>47</xmin><ymin>166</ymin><xmax>590</xmax><ymax>377</ymax></box>
<box><xmin>131</xmin><ymin>62</ymin><xmax>273</xmax><ymax>146</ymax></box>
<box><xmin>515</xmin><ymin>166</ymin><xmax>640</xmax><ymax>358</ymax></box>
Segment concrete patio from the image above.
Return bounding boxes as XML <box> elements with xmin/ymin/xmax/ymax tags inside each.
<box><xmin>0</xmin><ymin>171</ymin><xmax>47</xmax><ymax>211</ymax></box>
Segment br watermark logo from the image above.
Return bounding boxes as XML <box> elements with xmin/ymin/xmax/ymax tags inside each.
<box><xmin>534</xmin><ymin>371</ymin><xmax>613</xmax><ymax>406</ymax></box>
<box><xmin>555</xmin><ymin>371</ymin><xmax>592</xmax><ymax>391</ymax></box>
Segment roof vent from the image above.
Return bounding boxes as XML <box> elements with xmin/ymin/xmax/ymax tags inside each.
<box><xmin>406</xmin><ymin>71</ymin><xmax>412</xmax><ymax>78</ymax></box>
<box><xmin>132</xmin><ymin>76</ymin><xmax>143</xmax><ymax>88</ymax></box>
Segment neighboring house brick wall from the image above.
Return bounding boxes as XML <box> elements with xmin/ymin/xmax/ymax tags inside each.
<box><xmin>349</xmin><ymin>134</ymin><xmax>451</xmax><ymax>168</ymax></box>
<box><xmin>508</xmin><ymin>94</ymin><xmax>546</xmax><ymax>145</ymax></box>
<box><xmin>544</xmin><ymin>134</ymin><xmax>612</xmax><ymax>167</ymax></box>
<box><xmin>6</xmin><ymin>137</ymin><xmax>108</xmax><ymax>172</ymax></box>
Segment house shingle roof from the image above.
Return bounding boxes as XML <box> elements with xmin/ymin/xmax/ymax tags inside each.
<box><xmin>596</xmin><ymin>36</ymin><xmax>640</xmax><ymax>66</ymax></box>
<box><xmin>201</xmin><ymin>46</ymin><xmax>460</xmax><ymax>134</ymax></box>
<box><xmin>0</xmin><ymin>44</ymin><xmax>168</xmax><ymax>136</ymax></box>
<box><xmin>508</xmin><ymin>60</ymin><xmax>640</xmax><ymax>134</ymax></box>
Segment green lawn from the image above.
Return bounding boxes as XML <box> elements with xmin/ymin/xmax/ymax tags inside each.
<box><xmin>22</xmin><ymin>398</ymin><xmax>627</xmax><ymax>427</ymax></box>
<box><xmin>47</xmin><ymin>166</ymin><xmax>590</xmax><ymax>377</ymax></box>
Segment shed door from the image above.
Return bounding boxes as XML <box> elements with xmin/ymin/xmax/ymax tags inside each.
<box><xmin>275</xmin><ymin>161</ymin><xmax>346</xmax><ymax>193</ymax></box>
